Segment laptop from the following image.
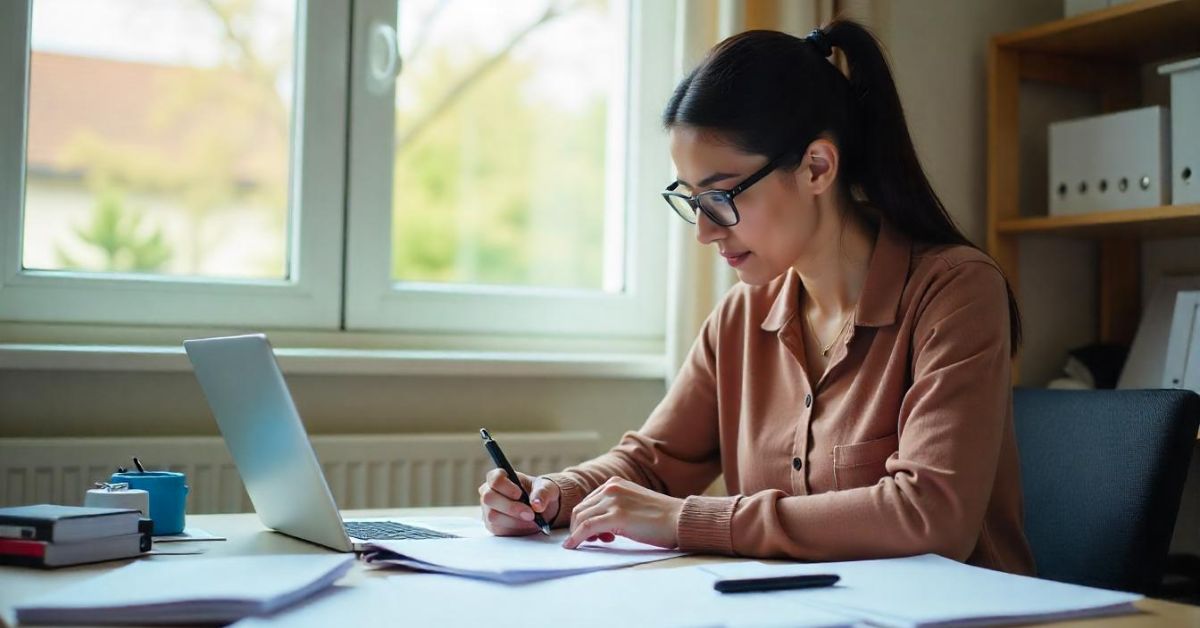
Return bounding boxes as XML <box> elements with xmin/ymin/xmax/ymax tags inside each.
<box><xmin>183</xmin><ymin>333</ymin><xmax>480</xmax><ymax>551</ymax></box>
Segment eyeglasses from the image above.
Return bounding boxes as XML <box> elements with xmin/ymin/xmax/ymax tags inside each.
<box><xmin>661</xmin><ymin>153</ymin><xmax>788</xmax><ymax>227</ymax></box>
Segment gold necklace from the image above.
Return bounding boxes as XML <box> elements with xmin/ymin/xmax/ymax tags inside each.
<box><xmin>804</xmin><ymin>305</ymin><xmax>855</xmax><ymax>357</ymax></box>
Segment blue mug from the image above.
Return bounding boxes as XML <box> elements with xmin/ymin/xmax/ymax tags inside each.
<box><xmin>110</xmin><ymin>471</ymin><xmax>189</xmax><ymax>535</ymax></box>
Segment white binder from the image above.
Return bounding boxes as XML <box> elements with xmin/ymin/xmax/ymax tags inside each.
<box><xmin>1048</xmin><ymin>106</ymin><xmax>1171</xmax><ymax>215</ymax></box>
<box><xmin>1118</xmin><ymin>277</ymin><xmax>1200</xmax><ymax>390</ymax></box>
<box><xmin>1159</xmin><ymin>58</ymin><xmax>1199</xmax><ymax>205</ymax></box>
<box><xmin>1162</xmin><ymin>290</ymin><xmax>1200</xmax><ymax>394</ymax></box>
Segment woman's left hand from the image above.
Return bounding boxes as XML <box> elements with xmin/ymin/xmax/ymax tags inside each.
<box><xmin>562</xmin><ymin>477</ymin><xmax>684</xmax><ymax>550</ymax></box>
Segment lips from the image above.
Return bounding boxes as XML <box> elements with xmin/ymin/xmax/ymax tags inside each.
<box><xmin>722</xmin><ymin>251</ymin><xmax>750</xmax><ymax>268</ymax></box>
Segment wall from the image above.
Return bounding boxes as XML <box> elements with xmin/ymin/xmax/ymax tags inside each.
<box><xmin>0</xmin><ymin>368</ymin><xmax>665</xmax><ymax>459</ymax></box>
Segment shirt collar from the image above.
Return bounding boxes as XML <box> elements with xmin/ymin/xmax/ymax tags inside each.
<box><xmin>760</xmin><ymin>221</ymin><xmax>911</xmax><ymax>332</ymax></box>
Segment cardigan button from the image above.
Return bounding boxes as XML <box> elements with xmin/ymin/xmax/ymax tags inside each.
<box><xmin>804</xmin><ymin>394</ymin><xmax>813</xmax><ymax>409</ymax></box>
<box><xmin>792</xmin><ymin>457</ymin><xmax>803</xmax><ymax>471</ymax></box>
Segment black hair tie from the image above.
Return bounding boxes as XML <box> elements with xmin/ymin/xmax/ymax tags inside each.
<box><xmin>805</xmin><ymin>28</ymin><xmax>833</xmax><ymax>58</ymax></box>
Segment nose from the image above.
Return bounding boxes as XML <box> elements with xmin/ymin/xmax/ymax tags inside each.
<box><xmin>695</xmin><ymin>210</ymin><xmax>726</xmax><ymax>246</ymax></box>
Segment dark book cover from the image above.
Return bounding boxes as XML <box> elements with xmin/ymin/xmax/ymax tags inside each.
<box><xmin>0</xmin><ymin>505</ymin><xmax>140</xmax><ymax>543</ymax></box>
<box><xmin>0</xmin><ymin>533</ymin><xmax>145</xmax><ymax>568</ymax></box>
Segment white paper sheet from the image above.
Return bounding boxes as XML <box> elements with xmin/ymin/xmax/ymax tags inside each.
<box><xmin>701</xmin><ymin>554</ymin><xmax>1143</xmax><ymax>627</ymax></box>
<box><xmin>152</xmin><ymin>526</ymin><xmax>227</xmax><ymax>542</ymax></box>
<box><xmin>15</xmin><ymin>554</ymin><xmax>353</xmax><ymax>625</ymax></box>
<box><xmin>235</xmin><ymin>566</ymin><xmax>858</xmax><ymax>628</ymax></box>
<box><xmin>364</xmin><ymin>529</ymin><xmax>685</xmax><ymax>583</ymax></box>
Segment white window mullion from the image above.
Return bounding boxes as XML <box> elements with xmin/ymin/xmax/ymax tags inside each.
<box><xmin>0</xmin><ymin>1</ymin><xmax>32</xmax><ymax>305</ymax></box>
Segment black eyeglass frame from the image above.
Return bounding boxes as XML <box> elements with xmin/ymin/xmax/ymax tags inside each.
<box><xmin>661</xmin><ymin>153</ymin><xmax>789</xmax><ymax>227</ymax></box>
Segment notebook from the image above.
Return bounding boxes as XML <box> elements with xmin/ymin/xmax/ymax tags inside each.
<box><xmin>14</xmin><ymin>554</ymin><xmax>354</xmax><ymax>625</ymax></box>
<box><xmin>0</xmin><ymin>504</ymin><xmax>141</xmax><ymax>543</ymax></box>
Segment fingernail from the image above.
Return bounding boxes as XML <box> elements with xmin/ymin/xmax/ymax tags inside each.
<box><xmin>532</xmin><ymin>498</ymin><xmax>542</xmax><ymax>506</ymax></box>
<box><xmin>520</xmin><ymin>511</ymin><xmax>534</xmax><ymax>521</ymax></box>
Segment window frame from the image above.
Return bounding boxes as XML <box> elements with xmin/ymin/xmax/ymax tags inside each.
<box><xmin>0</xmin><ymin>0</ymin><xmax>676</xmax><ymax>348</ymax></box>
<box><xmin>0</xmin><ymin>0</ymin><xmax>349</xmax><ymax>329</ymax></box>
<box><xmin>342</xmin><ymin>0</ymin><xmax>674</xmax><ymax>341</ymax></box>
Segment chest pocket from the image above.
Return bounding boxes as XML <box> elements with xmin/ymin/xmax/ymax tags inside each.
<box><xmin>832</xmin><ymin>433</ymin><xmax>899</xmax><ymax>491</ymax></box>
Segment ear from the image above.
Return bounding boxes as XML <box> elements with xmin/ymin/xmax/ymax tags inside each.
<box><xmin>795</xmin><ymin>138</ymin><xmax>840</xmax><ymax>196</ymax></box>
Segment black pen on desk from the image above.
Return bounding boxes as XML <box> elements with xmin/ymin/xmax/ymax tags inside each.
<box><xmin>480</xmin><ymin>428</ymin><xmax>550</xmax><ymax>535</ymax></box>
<box><xmin>714</xmin><ymin>573</ymin><xmax>840</xmax><ymax>594</ymax></box>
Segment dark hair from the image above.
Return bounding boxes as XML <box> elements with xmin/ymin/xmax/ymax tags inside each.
<box><xmin>662</xmin><ymin>21</ymin><xmax>1022</xmax><ymax>353</ymax></box>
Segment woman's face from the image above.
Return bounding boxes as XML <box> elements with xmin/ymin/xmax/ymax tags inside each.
<box><xmin>668</xmin><ymin>126</ymin><xmax>824</xmax><ymax>286</ymax></box>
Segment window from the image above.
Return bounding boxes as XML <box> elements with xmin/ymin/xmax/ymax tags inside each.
<box><xmin>0</xmin><ymin>0</ymin><xmax>673</xmax><ymax>344</ymax></box>
<box><xmin>345</xmin><ymin>0</ymin><xmax>672</xmax><ymax>338</ymax></box>
<box><xmin>0</xmin><ymin>0</ymin><xmax>347</xmax><ymax>328</ymax></box>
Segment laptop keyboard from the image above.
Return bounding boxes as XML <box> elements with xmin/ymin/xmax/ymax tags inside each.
<box><xmin>344</xmin><ymin>520</ymin><xmax>458</xmax><ymax>541</ymax></box>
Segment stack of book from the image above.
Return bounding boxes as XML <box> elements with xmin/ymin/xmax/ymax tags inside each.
<box><xmin>0</xmin><ymin>504</ymin><xmax>149</xmax><ymax>568</ymax></box>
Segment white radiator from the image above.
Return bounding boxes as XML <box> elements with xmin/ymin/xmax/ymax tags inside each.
<box><xmin>0</xmin><ymin>432</ymin><xmax>599</xmax><ymax>513</ymax></box>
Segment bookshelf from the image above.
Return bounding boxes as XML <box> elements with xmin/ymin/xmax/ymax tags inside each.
<box><xmin>986</xmin><ymin>0</ymin><xmax>1200</xmax><ymax>375</ymax></box>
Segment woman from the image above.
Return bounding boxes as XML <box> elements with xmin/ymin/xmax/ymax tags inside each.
<box><xmin>478</xmin><ymin>20</ymin><xmax>1034</xmax><ymax>575</ymax></box>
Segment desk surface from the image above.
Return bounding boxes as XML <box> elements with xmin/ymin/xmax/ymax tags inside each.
<box><xmin>2</xmin><ymin>507</ymin><xmax>1198</xmax><ymax>628</ymax></box>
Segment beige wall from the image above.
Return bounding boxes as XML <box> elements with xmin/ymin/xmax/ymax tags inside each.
<box><xmin>0</xmin><ymin>369</ymin><xmax>665</xmax><ymax>456</ymax></box>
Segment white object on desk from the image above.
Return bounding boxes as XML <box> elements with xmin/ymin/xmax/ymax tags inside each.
<box><xmin>701</xmin><ymin>554</ymin><xmax>1142</xmax><ymax>627</ymax></box>
<box><xmin>364</xmin><ymin>530</ymin><xmax>684</xmax><ymax>583</ymax></box>
<box><xmin>234</xmin><ymin>566</ymin><xmax>857</xmax><ymax>628</ymax></box>
<box><xmin>152</xmin><ymin>526</ymin><xmax>227</xmax><ymax>543</ymax></box>
<box><xmin>14</xmin><ymin>554</ymin><xmax>353</xmax><ymax>625</ymax></box>
<box><xmin>83</xmin><ymin>486</ymin><xmax>149</xmax><ymax>516</ymax></box>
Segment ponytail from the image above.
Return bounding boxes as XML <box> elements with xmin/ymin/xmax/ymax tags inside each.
<box><xmin>664</xmin><ymin>21</ymin><xmax>1023</xmax><ymax>353</ymax></box>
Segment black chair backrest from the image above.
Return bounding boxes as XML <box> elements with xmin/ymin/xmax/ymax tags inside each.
<box><xmin>1013</xmin><ymin>388</ymin><xmax>1199</xmax><ymax>594</ymax></box>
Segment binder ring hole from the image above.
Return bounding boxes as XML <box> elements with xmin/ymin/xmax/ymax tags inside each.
<box><xmin>1098</xmin><ymin>179</ymin><xmax>1108</xmax><ymax>193</ymax></box>
<box><xmin>1078</xmin><ymin>181</ymin><xmax>1088</xmax><ymax>195</ymax></box>
<box><xmin>1184</xmin><ymin>167</ymin><xmax>1193</xmax><ymax>183</ymax></box>
<box><xmin>1057</xmin><ymin>183</ymin><xmax>1068</xmax><ymax>197</ymax></box>
<box><xmin>1139</xmin><ymin>176</ymin><xmax>1151</xmax><ymax>191</ymax></box>
<box><xmin>1118</xmin><ymin>177</ymin><xmax>1129</xmax><ymax>192</ymax></box>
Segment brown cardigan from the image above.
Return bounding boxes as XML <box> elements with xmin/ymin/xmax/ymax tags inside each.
<box><xmin>545</xmin><ymin>221</ymin><xmax>1036</xmax><ymax>576</ymax></box>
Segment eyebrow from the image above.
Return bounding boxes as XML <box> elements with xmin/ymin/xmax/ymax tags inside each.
<box><xmin>674</xmin><ymin>171</ymin><xmax>740</xmax><ymax>191</ymax></box>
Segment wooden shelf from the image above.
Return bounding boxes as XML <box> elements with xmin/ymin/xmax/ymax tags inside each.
<box><xmin>996</xmin><ymin>204</ymin><xmax>1200</xmax><ymax>239</ymax></box>
<box><xmin>994</xmin><ymin>0</ymin><xmax>1200</xmax><ymax>62</ymax></box>
<box><xmin>986</xmin><ymin>0</ymin><xmax>1200</xmax><ymax>355</ymax></box>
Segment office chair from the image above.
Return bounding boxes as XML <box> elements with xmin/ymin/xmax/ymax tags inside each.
<box><xmin>1013</xmin><ymin>388</ymin><xmax>1200</xmax><ymax>594</ymax></box>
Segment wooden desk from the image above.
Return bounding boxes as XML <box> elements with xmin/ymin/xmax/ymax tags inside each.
<box><xmin>2</xmin><ymin>508</ymin><xmax>1198</xmax><ymax>627</ymax></box>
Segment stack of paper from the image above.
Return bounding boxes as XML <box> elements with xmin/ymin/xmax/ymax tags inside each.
<box><xmin>700</xmin><ymin>554</ymin><xmax>1143</xmax><ymax>627</ymax></box>
<box><xmin>15</xmin><ymin>555</ymin><xmax>353</xmax><ymax>625</ymax></box>
<box><xmin>234</xmin><ymin>568</ymin><xmax>858</xmax><ymax>628</ymax></box>
<box><xmin>242</xmin><ymin>554</ymin><xmax>1144</xmax><ymax>628</ymax></box>
<box><xmin>364</xmin><ymin>530</ymin><xmax>684</xmax><ymax>583</ymax></box>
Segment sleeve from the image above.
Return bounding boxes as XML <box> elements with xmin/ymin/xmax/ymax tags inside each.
<box><xmin>675</xmin><ymin>261</ymin><xmax>1013</xmax><ymax>561</ymax></box>
<box><xmin>541</xmin><ymin>310</ymin><xmax>726</xmax><ymax>528</ymax></box>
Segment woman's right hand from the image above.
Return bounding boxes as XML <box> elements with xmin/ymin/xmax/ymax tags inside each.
<box><xmin>478</xmin><ymin>469</ymin><xmax>561</xmax><ymax>536</ymax></box>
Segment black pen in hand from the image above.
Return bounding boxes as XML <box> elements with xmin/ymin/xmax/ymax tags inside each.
<box><xmin>480</xmin><ymin>428</ymin><xmax>551</xmax><ymax>535</ymax></box>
